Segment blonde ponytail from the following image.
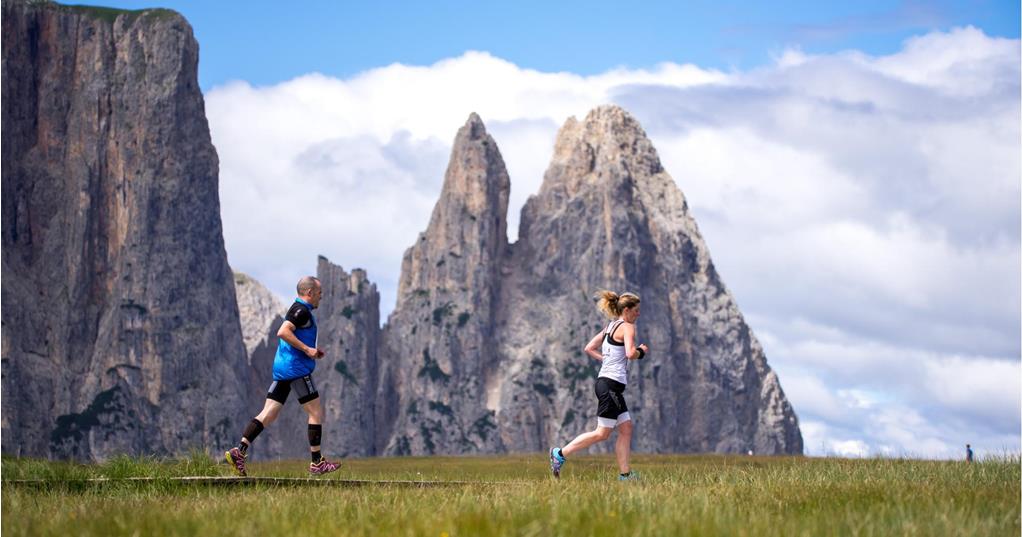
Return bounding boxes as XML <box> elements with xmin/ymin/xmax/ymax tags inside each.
<box><xmin>596</xmin><ymin>290</ymin><xmax>620</xmax><ymax>319</ymax></box>
<box><xmin>595</xmin><ymin>290</ymin><xmax>640</xmax><ymax>319</ymax></box>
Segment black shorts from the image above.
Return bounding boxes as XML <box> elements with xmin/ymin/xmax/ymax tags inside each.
<box><xmin>595</xmin><ymin>377</ymin><xmax>630</xmax><ymax>427</ymax></box>
<box><xmin>267</xmin><ymin>375</ymin><xmax>319</xmax><ymax>405</ymax></box>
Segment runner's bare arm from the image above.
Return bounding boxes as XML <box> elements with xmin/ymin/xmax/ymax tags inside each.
<box><xmin>622</xmin><ymin>323</ymin><xmax>647</xmax><ymax>360</ymax></box>
<box><xmin>584</xmin><ymin>331</ymin><xmax>604</xmax><ymax>361</ymax></box>
<box><xmin>277</xmin><ymin>321</ymin><xmax>324</xmax><ymax>358</ymax></box>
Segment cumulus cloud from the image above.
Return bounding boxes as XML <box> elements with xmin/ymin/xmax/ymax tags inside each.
<box><xmin>205</xmin><ymin>27</ymin><xmax>1020</xmax><ymax>458</ymax></box>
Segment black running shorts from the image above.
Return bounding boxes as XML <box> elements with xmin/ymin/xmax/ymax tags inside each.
<box><xmin>595</xmin><ymin>376</ymin><xmax>628</xmax><ymax>421</ymax></box>
<box><xmin>267</xmin><ymin>375</ymin><xmax>319</xmax><ymax>405</ymax></box>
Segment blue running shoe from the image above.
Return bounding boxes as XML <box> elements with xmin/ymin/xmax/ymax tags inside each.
<box><xmin>549</xmin><ymin>447</ymin><xmax>565</xmax><ymax>479</ymax></box>
<box><xmin>618</xmin><ymin>471</ymin><xmax>640</xmax><ymax>482</ymax></box>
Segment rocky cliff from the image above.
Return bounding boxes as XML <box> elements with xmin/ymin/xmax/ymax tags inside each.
<box><xmin>313</xmin><ymin>257</ymin><xmax>382</xmax><ymax>457</ymax></box>
<box><xmin>234</xmin><ymin>272</ymin><xmax>284</xmax><ymax>357</ymax></box>
<box><xmin>494</xmin><ymin>106</ymin><xmax>802</xmax><ymax>454</ymax></box>
<box><xmin>1</xmin><ymin>0</ymin><xmax>252</xmax><ymax>459</ymax></box>
<box><xmin>374</xmin><ymin>106</ymin><xmax>801</xmax><ymax>455</ymax></box>
<box><xmin>377</xmin><ymin>114</ymin><xmax>510</xmax><ymax>454</ymax></box>
<box><xmin>236</xmin><ymin>108</ymin><xmax>802</xmax><ymax>457</ymax></box>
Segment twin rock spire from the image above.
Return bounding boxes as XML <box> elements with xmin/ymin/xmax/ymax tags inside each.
<box><xmin>241</xmin><ymin>105</ymin><xmax>803</xmax><ymax>457</ymax></box>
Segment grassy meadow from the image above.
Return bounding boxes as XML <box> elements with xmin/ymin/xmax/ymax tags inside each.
<box><xmin>2</xmin><ymin>452</ymin><xmax>1019</xmax><ymax>536</ymax></box>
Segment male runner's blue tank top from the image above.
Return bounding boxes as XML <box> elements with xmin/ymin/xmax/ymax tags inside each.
<box><xmin>272</xmin><ymin>298</ymin><xmax>317</xmax><ymax>380</ymax></box>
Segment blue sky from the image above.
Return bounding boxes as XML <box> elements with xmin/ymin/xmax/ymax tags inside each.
<box><xmin>84</xmin><ymin>0</ymin><xmax>1018</xmax><ymax>90</ymax></box>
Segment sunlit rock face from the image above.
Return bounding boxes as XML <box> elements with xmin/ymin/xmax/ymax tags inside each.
<box><xmin>2</xmin><ymin>1</ymin><xmax>251</xmax><ymax>459</ymax></box>
<box><xmin>378</xmin><ymin>107</ymin><xmax>802</xmax><ymax>455</ymax></box>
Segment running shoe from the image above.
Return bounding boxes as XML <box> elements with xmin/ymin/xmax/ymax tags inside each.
<box><xmin>549</xmin><ymin>447</ymin><xmax>565</xmax><ymax>479</ymax></box>
<box><xmin>618</xmin><ymin>471</ymin><xmax>640</xmax><ymax>482</ymax></box>
<box><xmin>309</xmin><ymin>459</ymin><xmax>341</xmax><ymax>476</ymax></box>
<box><xmin>225</xmin><ymin>447</ymin><xmax>247</xmax><ymax>477</ymax></box>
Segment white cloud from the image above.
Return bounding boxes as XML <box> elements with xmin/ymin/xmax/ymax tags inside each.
<box><xmin>205</xmin><ymin>28</ymin><xmax>1021</xmax><ymax>458</ymax></box>
<box><xmin>872</xmin><ymin>26</ymin><xmax>1021</xmax><ymax>97</ymax></box>
<box><xmin>831</xmin><ymin>439</ymin><xmax>871</xmax><ymax>458</ymax></box>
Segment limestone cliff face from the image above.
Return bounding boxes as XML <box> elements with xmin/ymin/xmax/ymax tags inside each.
<box><xmin>377</xmin><ymin>114</ymin><xmax>510</xmax><ymax>454</ymax></box>
<box><xmin>497</xmin><ymin>106</ymin><xmax>802</xmax><ymax>454</ymax></box>
<box><xmin>378</xmin><ymin>106</ymin><xmax>802</xmax><ymax>455</ymax></box>
<box><xmin>314</xmin><ymin>257</ymin><xmax>381</xmax><ymax>457</ymax></box>
<box><xmin>1</xmin><ymin>1</ymin><xmax>251</xmax><ymax>459</ymax></box>
<box><xmin>234</xmin><ymin>272</ymin><xmax>285</xmax><ymax>358</ymax></box>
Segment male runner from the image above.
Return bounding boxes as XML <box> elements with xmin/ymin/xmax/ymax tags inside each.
<box><xmin>226</xmin><ymin>276</ymin><xmax>340</xmax><ymax>476</ymax></box>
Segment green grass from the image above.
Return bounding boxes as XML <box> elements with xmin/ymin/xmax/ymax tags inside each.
<box><xmin>3</xmin><ymin>453</ymin><xmax>1019</xmax><ymax>536</ymax></box>
<box><xmin>57</xmin><ymin>3</ymin><xmax>179</xmax><ymax>24</ymax></box>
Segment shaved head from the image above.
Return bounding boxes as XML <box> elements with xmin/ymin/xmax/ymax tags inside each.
<box><xmin>296</xmin><ymin>276</ymin><xmax>320</xmax><ymax>296</ymax></box>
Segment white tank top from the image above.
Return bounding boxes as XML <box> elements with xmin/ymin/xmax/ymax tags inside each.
<box><xmin>598</xmin><ymin>320</ymin><xmax>628</xmax><ymax>385</ymax></box>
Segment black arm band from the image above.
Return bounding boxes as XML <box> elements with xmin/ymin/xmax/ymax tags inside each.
<box><xmin>636</xmin><ymin>347</ymin><xmax>645</xmax><ymax>360</ymax></box>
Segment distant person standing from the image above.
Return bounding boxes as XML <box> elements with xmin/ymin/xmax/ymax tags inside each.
<box><xmin>550</xmin><ymin>291</ymin><xmax>648</xmax><ymax>481</ymax></box>
<box><xmin>225</xmin><ymin>276</ymin><xmax>340</xmax><ymax>476</ymax></box>
<box><xmin>966</xmin><ymin>444</ymin><xmax>973</xmax><ymax>463</ymax></box>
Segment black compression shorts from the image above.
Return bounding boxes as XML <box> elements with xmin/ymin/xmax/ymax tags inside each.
<box><xmin>267</xmin><ymin>375</ymin><xmax>319</xmax><ymax>405</ymax></box>
<box><xmin>595</xmin><ymin>376</ymin><xmax>628</xmax><ymax>421</ymax></box>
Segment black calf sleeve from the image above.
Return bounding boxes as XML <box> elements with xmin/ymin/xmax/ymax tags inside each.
<box><xmin>242</xmin><ymin>418</ymin><xmax>265</xmax><ymax>444</ymax></box>
<box><xmin>308</xmin><ymin>424</ymin><xmax>322</xmax><ymax>447</ymax></box>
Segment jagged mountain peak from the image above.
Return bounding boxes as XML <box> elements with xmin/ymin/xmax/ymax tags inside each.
<box><xmin>459</xmin><ymin>112</ymin><xmax>487</xmax><ymax>139</ymax></box>
<box><xmin>236</xmin><ymin>105</ymin><xmax>800</xmax><ymax>458</ymax></box>
<box><xmin>535</xmin><ymin>104</ymin><xmax>665</xmax><ymax>207</ymax></box>
<box><xmin>503</xmin><ymin>104</ymin><xmax>801</xmax><ymax>455</ymax></box>
<box><xmin>580</xmin><ymin>104</ymin><xmax>646</xmax><ymax>135</ymax></box>
<box><xmin>556</xmin><ymin>105</ymin><xmax>653</xmax><ymax>153</ymax></box>
<box><xmin>395</xmin><ymin>111</ymin><xmax>510</xmax><ymax>306</ymax></box>
<box><xmin>432</xmin><ymin>112</ymin><xmax>509</xmax><ymax>216</ymax></box>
